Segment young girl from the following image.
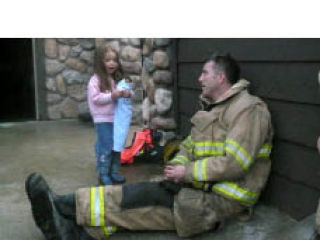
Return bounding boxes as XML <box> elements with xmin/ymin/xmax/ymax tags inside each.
<box><xmin>87</xmin><ymin>45</ymin><xmax>129</xmax><ymax>185</ymax></box>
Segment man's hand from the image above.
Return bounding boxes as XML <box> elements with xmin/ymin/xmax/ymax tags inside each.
<box><xmin>164</xmin><ymin>165</ymin><xmax>186</xmax><ymax>183</ymax></box>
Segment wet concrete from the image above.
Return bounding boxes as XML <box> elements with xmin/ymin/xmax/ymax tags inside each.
<box><xmin>0</xmin><ymin>120</ymin><xmax>318</xmax><ymax>240</ymax></box>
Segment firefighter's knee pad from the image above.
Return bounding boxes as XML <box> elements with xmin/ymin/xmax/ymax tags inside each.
<box><xmin>121</xmin><ymin>182</ymin><xmax>173</xmax><ymax>209</ymax></box>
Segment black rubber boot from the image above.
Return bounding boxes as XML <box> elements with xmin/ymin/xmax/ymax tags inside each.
<box><xmin>98</xmin><ymin>166</ymin><xmax>113</xmax><ymax>185</ymax></box>
<box><xmin>111</xmin><ymin>151</ymin><xmax>126</xmax><ymax>184</ymax></box>
<box><xmin>25</xmin><ymin>173</ymin><xmax>95</xmax><ymax>240</ymax></box>
<box><xmin>98</xmin><ymin>154</ymin><xmax>113</xmax><ymax>185</ymax></box>
<box><xmin>53</xmin><ymin>193</ymin><xmax>76</xmax><ymax>221</ymax></box>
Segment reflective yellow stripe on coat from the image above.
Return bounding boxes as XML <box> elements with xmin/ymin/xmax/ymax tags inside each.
<box><xmin>169</xmin><ymin>154</ymin><xmax>189</xmax><ymax>165</ymax></box>
<box><xmin>257</xmin><ymin>143</ymin><xmax>272</xmax><ymax>158</ymax></box>
<box><xmin>90</xmin><ymin>187</ymin><xmax>117</xmax><ymax>237</ymax></box>
<box><xmin>192</xmin><ymin>141</ymin><xmax>272</xmax><ymax>181</ymax></box>
<box><xmin>194</xmin><ymin>158</ymin><xmax>210</xmax><ymax>181</ymax></box>
<box><xmin>225</xmin><ymin>138</ymin><xmax>253</xmax><ymax>171</ymax></box>
<box><xmin>191</xmin><ymin>140</ymin><xmax>272</xmax><ymax>204</ymax></box>
<box><xmin>181</xmin><ymin>136</ymin><xmax>194</xmax><ymax>153</ymax></box>
<box><xmin>190</xmin><ymin>180</ymin><xmax>259</xmax><ymax>205</ymax></box>
<box><xmin>213</xmin><ymin>182</ymin><xmax>259</xmax><ymax>205</ymax></box>
<box><xmin>194</xmin><ymin>141</ymin><xmax>225</xmax><ymax>157</ymax></box>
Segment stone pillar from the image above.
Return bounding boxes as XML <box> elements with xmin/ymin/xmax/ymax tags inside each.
<box><xmin>141</xmin><ymin>38</ymin><xmax>176</xmax><ymax>131</ymax></box>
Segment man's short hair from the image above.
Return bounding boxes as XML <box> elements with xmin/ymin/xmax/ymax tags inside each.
<box><xmin>207</xmin><ymin>52</ymin><xmax>240</xmax><ymax>85</ymax></box>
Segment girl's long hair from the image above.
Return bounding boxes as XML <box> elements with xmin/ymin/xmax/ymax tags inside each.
<box><xmin>93</xmin><ymin>45</ymin><xmax>123</xmax><ymax>92</ymax></box>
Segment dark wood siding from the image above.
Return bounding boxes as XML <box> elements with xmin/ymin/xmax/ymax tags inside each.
<box><xmin>175</xmin><ymin>38</ymin><xmax>320</xmax><ymax>220</ymax></box>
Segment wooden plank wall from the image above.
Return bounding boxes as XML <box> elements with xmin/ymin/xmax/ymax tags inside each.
<box><xmin>175</xmin><ymin>39</ymin><xmax>320</xmax><ymax>220</ymax></box>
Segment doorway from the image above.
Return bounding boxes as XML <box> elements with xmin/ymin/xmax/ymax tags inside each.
<box><xmin>0</xmin><ymin>38</ymin><xmax>35</xmax><ymax>122</ymax></box>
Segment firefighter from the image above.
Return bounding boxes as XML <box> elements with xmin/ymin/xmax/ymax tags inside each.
<box><xmin>25</xmin><ymin>52</ymin><xmax>273</xmax><ymax>239</ymax></box>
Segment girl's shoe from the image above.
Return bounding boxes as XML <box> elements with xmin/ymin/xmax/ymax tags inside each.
<box><xmin>99</xmin><ymin>174</ymin><xmax>113</xmax><ymax>185</ymax></box>
<box><xmin>111</xmin><ymin>173</ymin><xmax>126</xmax><ymax>184</ymax></box>
<box><xmin>111</xmin><ymin>151</ymin><xmax>126</xmax><ymax>184</ymax></box>
<box><xmin>98</xmin><ymin>154</ymin><xmax>113</xmax><ymax>185</ymax></box>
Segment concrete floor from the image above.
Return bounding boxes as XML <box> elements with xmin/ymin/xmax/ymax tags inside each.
<box><xmin>0</xmin><ymin>120</ymin><xmax>318</xmax><ymax>240</ymax></box>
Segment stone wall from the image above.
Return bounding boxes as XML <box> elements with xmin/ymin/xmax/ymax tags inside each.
<box><xmin>44</xmin><ymin>38</ymin><xmax>95</xmax><ymax>120</ymax></box>
<box><xmin>43</xmin><ymin>38</ymin><xmax>175</xmax><ymax>130</ymax></box>
<box><xmin>141</xmin><ymin>39</ymin><xmax>176</xmax><ymax>130</ymax></box>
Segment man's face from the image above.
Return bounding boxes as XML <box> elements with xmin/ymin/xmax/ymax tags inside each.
<box><xmin>198</xmin><ymin>61</ymin><xmax>222</xmax><ymax>99</ymax></box>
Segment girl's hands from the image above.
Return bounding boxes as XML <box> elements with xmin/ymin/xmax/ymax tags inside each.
<box><xmin>122</xmin><ymin>90</ymin><xmax>131</xmax><ymax>98</ymax></box>
<box><xmin>111</xmin><ymin>90</ymin><xmax>131</xmax><ymax>99</ymax></box>
<box><xmin>111</xmin><ymin>90</ymin><xmax>123</xmax><ymax>99</ymax></box>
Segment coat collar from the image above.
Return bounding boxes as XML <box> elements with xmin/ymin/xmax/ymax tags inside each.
<box><xmin>199</xmin><ymin>79</ymin><xmax>250</xmax><ymax>110</ymax></box>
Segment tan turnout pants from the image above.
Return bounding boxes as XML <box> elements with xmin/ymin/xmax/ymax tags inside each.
<box><xmin>76</xmin><ymin>185</ymin><xmax>175</xmax><ymax>240</ymax></box>
<box><xmin>76</xmin><ymin>184</ymin><xmax>245</xmax><ymax>239</ymax></box>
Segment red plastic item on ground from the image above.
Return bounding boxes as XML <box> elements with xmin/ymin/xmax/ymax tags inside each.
<box><xmin>121</xmin><ymin>128</ymin><xmax>154</xmax><ymax>164</ymax></box>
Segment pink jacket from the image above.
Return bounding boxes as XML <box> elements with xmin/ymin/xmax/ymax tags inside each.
<box><xmin>87</xmin><ymin>74</ymin><xmax>115</xmax><ymax>123</ymax></box>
